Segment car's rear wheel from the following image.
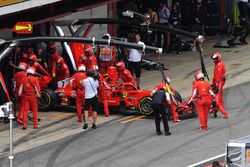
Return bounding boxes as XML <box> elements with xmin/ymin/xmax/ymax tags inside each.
<box><xmin>138</xmin><ymin>96</ymin><xmax>153</xmax><ymax>115</ymax></box>
<box><xmin>38</xmin><ymin>89</ymin><xmax>56</xmax><ymax>110</ymax></box>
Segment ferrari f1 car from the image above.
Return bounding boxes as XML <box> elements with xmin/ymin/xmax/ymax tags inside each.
<box><xmin>0</xmin><ymin>36</ymin><xmax>161</xmax><ymax>117</ymax></box>
<box><xmin>38</xmin><ymin>75</ymin><xmax>154</xmax><ymax>115</ymax></box>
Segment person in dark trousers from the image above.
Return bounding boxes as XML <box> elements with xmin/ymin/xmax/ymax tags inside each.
<box><xmin>169</xmin><ymin>2</ymin><xmax>183</xmax><ymax>54</ymax></box>
<box><xmin>157</xmin><ymin>2</ymin><xmax>171</xmax><ymax>52</ymax></box>
<box><xmin>191</xmin><ymin>0</ymin><xmax>206</xmax><ymax>51</ymax></box>
<box><xmin>151</xmin><ymin>88</ymin><xmax>171</xmax><ymax>136</ymax></box>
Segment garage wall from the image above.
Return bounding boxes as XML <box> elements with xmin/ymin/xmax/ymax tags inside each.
<box><xmin>55</xmin><ymin>5</ymin><xmax>108</xmax><ymax>38</ymax></box>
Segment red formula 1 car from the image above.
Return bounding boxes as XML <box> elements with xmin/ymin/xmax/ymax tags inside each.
<box><xmin>101</xmin><ymin>82</ymin><xmax>153</xmax><ymax>115</ymax></box>
<box><xmin>38</xmin><ymin>74</ymin><xmax>154</xmax><ymax>115</ymax></box>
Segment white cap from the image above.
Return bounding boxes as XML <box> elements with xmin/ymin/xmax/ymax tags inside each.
<box><xmin>196</xmin><ymin>72</ymin><xmax>204</xmax><ymax>80</ymax></box>
<box><xmin>26</xmin><ymin>68</ymin><xmax>35</xmax><ymax>75</ymax></box>
<box><xmin>18</xmin><ymin>64</ymin><xmax>26</xmax><ymax>70</ymax></box>
<box><xmin>78</xmin><ymin>65</ymin><xmax>86</xmax><ymax>72</ymax></box>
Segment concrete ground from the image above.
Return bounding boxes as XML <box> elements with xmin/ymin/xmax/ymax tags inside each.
<box><xmin>0</xmin><ymin>38</ymin><xmax>250</xmax><ymax>166</ymax></box>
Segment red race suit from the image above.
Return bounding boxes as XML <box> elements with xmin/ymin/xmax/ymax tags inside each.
<box><xmin>78</xmin><ymin>54</ymin><xmax>97</xmax><ymax>70</ymax></box>
<box><xmin>119</xmin><ymin>69</ymin><xmax>135</xmax><ymax>86</ymax></box>
<box><xmin>50</xmin><ymin>52</ymin><xmax>63</xmax><ymax>77</ymax></box>
<box><xmin>70</xmin><ymin>72</ymin><xmax>87</xmax><ymax>122</ymax></box>
<box><xmin>212</xmin><ymin>59</ymin><xmax>229</xmax><ymax>118</ymax></box>
<box><xmin>53</xmin><ymin>62</ymin><xmax>70</xmax><ymax>81</ymax></box>
<box><xmin>98</xmin><ymin>73</ymin><xmax>110</xmax><ymax>117</ymax></box>
<box><xmin>32</xmin><ymin>62</ymin><xmax>49</xmax><ymax>76</ymax></box>
<box><xmin>14</xmin><ymin>70</ymin><xmax>26</xmax><ymax>123</ymax></box>
<box><xmin>18</xmin><ymin>75</ymin><xmax>41</xmax><ymax>129</ymax></box>
<box><xmin>187</xmin><ymin>80</ymin><xmax>215</xmax><ymax>130</ymax></box>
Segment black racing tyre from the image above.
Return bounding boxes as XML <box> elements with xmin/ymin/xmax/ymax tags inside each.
<box><xmin>38</xmin><ymin>89</ymin><xmax>56</xmax><ymax>110</ymax></box>
<box><xmin>174</xmin><ymin>90</ymin><xmax>182</xmax><ymax>102</ymax></box>
<box><xmin>138</xmin><ymin>96</ymin><xmax>153</xmax><ymax>115</ymax></box>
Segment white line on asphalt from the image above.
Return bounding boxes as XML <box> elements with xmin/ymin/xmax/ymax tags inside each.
<box><xmin>186</xmin><ymin>153</ymin><xmax>226</xmax><ymax>167</ymax></box>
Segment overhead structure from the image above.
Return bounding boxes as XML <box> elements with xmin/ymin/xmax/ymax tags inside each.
<box><xmin>0</xmin><ymin>0</ymin><xmax>120</xmax><ymax>30</ymax></box>
<box><xmin>0</xmin><ymin>36</ymin><xmax>162</xmax><ymax>65</ymax></box>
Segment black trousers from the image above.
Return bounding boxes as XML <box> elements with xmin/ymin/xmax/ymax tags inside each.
<box><xmin>152</xmin><ymin>104</ymin><xmax>169</xmax><ymax>133</ymax></box>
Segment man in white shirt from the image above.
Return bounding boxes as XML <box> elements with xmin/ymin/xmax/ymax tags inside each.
<box><xmin>128</xmin><ymin>34</ymin><xmax>144</xmax><ymax>89</ymax></box>
<box><xmin>82</xmin><ymin>70</ymin><xmax>99</xmax><ymax>129</ymax></box>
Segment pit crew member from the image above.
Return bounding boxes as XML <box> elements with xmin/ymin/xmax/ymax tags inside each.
<box><xmin>187</xmin><ymin>72</ymin><xmax>215</xmax><ymax>130</ymax></box>
<box><xmin>18</xmin><ymin>67</ymin><xmax>41</xmax><ymax>129</ymax></box>
<box><xmin>70</xmin><ymin>64</ymin><xmax>87</xmax><ymax>122</ymax></box>
<box><xmin>116</xmin><ymin>61</ymin><xmax>135</xmax><ymax>86</ymax></box>
<box><xmin>211</xmin><ymin>52</ymin><xmax>229</xmax><ymax>119</ymax></box>
<box><xmin>13</xmin><ymin>62</ymin><xmax>27</xmax><ymax>124</ymax></box>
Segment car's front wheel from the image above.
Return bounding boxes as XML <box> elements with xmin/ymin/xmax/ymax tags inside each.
<box><xmin>38</xmin><ymin>89</ymin><xmax>56</xmax><ymax>110</ymax></box>
<box><xmin>138</xmin><ymin>96</ymin><xmax>153</xmax><ymax>115</ymax></box>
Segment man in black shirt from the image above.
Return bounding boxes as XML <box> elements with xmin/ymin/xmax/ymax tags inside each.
<box><xmin>191</xmin><ymin>0</ymin><xmax>207</xmax><ymax>51</ymax></box>
<box><xmin>151</xmin><ymin>88</ymin><xmax>171</xmax><ymax>136</ymax></box>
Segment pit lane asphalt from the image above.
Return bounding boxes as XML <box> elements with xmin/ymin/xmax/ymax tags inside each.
<box><xmin>0</xmin><ymin>81</ymin><xmax>250</xmax><ymax>167</ymax></box>
<box><xmin>1</xmin><ymin>39</ymin><xmax>250</xmax><ymax>166</ymax></box>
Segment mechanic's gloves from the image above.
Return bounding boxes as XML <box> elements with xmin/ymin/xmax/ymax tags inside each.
<box><xmin>71</xmin><ymin>91</ymin><xmax>76</xmax><ymax>98</ymax></box>
<box><xmin>52</xmin><ymin>73</ymin><xmax>56</xmax><ymax>78</ymax></box>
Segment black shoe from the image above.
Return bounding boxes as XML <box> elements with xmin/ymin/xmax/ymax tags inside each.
<box><xmin>165</xmin><ymin>132</ymin><xmax>171</xmax><ymax>136</ymax></box>
<box><xmin>22</xmin><ymin>127</ymin><xmax>26</xmax><ymax>130</ymax></box>
<box><xmin>214</xmin><ymin>111</ymin><xmax>218</xmax><ymax>118</ymax></box>
<box><xmin>83</xmin><ymin>124</ymin><xmax>88</xmax><ymax>129</ymax></box>
<box><xmin>92</xmin><ymin>124</ymin><xmax>97</xmax><ymax>129</ymax></box>
<box><xmin>157</xmin><ymin>131</ymin><xmax>163</xmax><ymax>135</ymax></box>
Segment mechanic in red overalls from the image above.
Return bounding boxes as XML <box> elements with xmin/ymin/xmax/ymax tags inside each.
<box><xmin>52</xmin><ymin>57</ymin><xmax>70</xmax><ymax>81</ymax></box>
<box><xmin>90</xmin><ymin>65</ymin><xmax>111</xmax><ymax>117</ymax></box>
<box><xmin>14</xmin><ymin>62</ymin><xmax>27</xmax><ymax>124</ymax></box>
<box><xmin>18</xmin><ymin>67</ymin><xmax>40</xmax><ymax>129</ymax></box>
<box><xmin>211</xmin><ymin>52</ymin><xmax>229</xmax><ymax>119</ymax></box>
<box><xmin>78</xmin><ymin>44</ymin><xmax>98</xmax><ymax>69</ymax></box>
<box><xmin>48</xmin><ymin>42</ymin><xmax>63</xmax><ymax>78</ymax></box>
<box><xmin>187</xmin><ymin>72</ymin><xmax>215</xmax><ymax>130</ymax></box>
<box><xmin>106</xmin><ymin>66</ymin><xmax>118</xmax><ymax>84</ymax></box>
<box><xmin>115</xmin><ymin>61</ymin><xmax>135</xmax><ymax>86</ymax></box>
<box><xmin>155</xmin><ymin>78</ymin><xmax>180</xmax><ymax>122</ymax></box>
<box><xmin>96</xmin><ymin>33</ymin><xmax>117</xmax><ymax>75</ymax></box>
<box><xmin>70</xmin><ymin>64</ymin><xmax>87</xmax><ymax>122</ymax></box>
<box><xmin>28</xmin><ymin>54</ymin><xmax>49</xmax><ymax>76</ymax></box>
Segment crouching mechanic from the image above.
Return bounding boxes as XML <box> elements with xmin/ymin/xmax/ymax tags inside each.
<box><xmin>18</xmin><ymin>67</ymin><xmax>41</xmax><ymax>129</ymax></box>
<box><xmin>70</xmin><ymin>64</ymin><xmax>87</xmax><ymax>122</ymax></box>
<box><xmin>187</xmin><ymin>72</ymin><xmax>215</xmax><ymax>131</ymax></box>
<box><xmin>116</xmin><ymin>61</ymin><xmax>135</xmax><ymax>86</ymax></box>
<box><xmin>211</xmin><ymin>52</ymin><xmax>229</xmax><ymax>118</ymax></box>
<box><xmin>151</xmin><ymin>88</ymin><xmax>171</xmax><ymax>136</ymax></box>
<box><xmin>53</xmin><ymin>57</ymin><xmax>70</xmax><ymax>81</ymax></box>
<box><xmin>28</xmin><ymin>54</ymin><xmax>49</xmax><ymax>76</ymax></box>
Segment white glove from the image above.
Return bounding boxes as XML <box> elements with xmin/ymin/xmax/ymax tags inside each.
<box><xmin>71</xmin><ymin>91</ymin><xmax>76</xmax><ymax>98</ymax></box>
